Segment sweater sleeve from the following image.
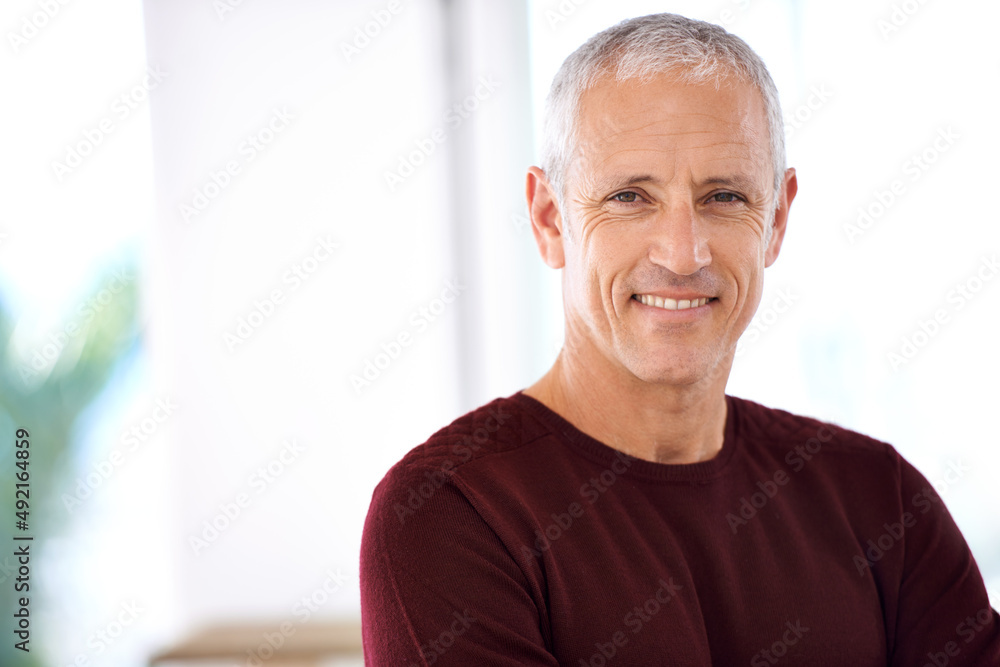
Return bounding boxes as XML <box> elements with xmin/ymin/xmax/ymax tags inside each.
<box><xmin>360</xmin><ymin>461</ymin><xmax>560</xmax><ymax>666</ymax></box>
<box><xmin>888</xmin><ymin>452</ymin><xmax>1000</xmax><ymax>666</ymax></box>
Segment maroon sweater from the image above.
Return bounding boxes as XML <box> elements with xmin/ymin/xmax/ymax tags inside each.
<box><xmin>360</xmin><ymin>392</ymin><xmax>1000</xmax><ymax>665</ymax></box>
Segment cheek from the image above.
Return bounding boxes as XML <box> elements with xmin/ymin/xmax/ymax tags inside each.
<box><xmin>563</xmin><ymin>227</ymin><xmax>634</xmax><ymax>315</ymax></box>
<box><xmin>730</xmin><ymin>253</ymin><xmax>766</xmax><ymax>323</ymax></box>
<box><xmin>712</xmin><ymin>229</ymin><xmax>766</xmax><ymax>307</ymax></box>
<box><xmin>586</xmin><ymin>228</ymin><xmax>642</xmax><ymax>295</ymax></box>
<box><xmin>561</xmin><ymin>245</ymin><xmax>597</xmax><ymax>312</ymax></box>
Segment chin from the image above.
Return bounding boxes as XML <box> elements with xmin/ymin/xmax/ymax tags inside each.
<box><xmin>616</xmin><ymin>338</ymin><xmax>731</xmax><ymax>388</ymax></box>
<box><xmin>621</xmin><ymin>353</ymin><xmax>709</xmax><ymax>387</ymax></box>
<box><xmin>631</xmin><ymin>367</ymin><xmax>706</xmax><ymax>387</ymax></box>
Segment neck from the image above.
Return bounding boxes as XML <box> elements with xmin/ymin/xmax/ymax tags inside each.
<box><xmin>523</xmin><ymin>344</ymin><xmax>731</xmax><ymax>464</ymax></box>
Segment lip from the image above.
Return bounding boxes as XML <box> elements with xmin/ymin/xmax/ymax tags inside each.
<box><xmin>633</xmin><ymin>290</ymin><xmax>714</xmax><ymax>301</ymax></box>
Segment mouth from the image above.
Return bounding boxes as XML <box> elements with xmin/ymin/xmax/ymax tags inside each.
<box><xmin>631</xmin><ymin>294</ymin><xmax>714</xmax><ymax>311</ymax></box>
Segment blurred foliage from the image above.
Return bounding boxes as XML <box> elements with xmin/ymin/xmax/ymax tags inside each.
<box><xmin>0</xmin><ymin>266</ymin><xmax>140</xmax><ymax>666</ymax></box>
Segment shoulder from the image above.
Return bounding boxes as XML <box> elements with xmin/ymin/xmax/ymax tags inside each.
<box><xmin>728</xmin><ymin>394</ymin><xmax>905</xmax><ymax>477</ymax></box>
<box><xmin>391</xmin><ymin>392</ymin><xmax>547</xmax><ymax>477</ymax></box>
<box><xmin>728</xmin><ymin>396</ymin><xmax>948</xmax><ymax>539</ymax></box>
<box><xmin>730</xmin><ymin>394</ymin><xmax>893</xmax><ymax>453</ymax></box>
<box><xmin>364</xmin><ymin>392</ymin><xmax>550</xmax><ymax>526</ymax></box>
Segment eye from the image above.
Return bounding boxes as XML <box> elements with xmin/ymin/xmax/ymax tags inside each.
<box><xmin>610</xmin><ymin>191</ymin><xmax>643</xmax><ymax>204</ymax></box>
<box><xmin>708</xmin><ymin>191</ymin><xmax>744</xmax><ymax>204</ymax></box>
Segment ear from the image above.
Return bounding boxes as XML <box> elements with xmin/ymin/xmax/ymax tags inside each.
<box><xmin>764</xmin><ymin>167</ymin><xmax>797</xmax><ymax>267</ymax></box>
<box><xmin>526</xmin><ymin>166</ymin><xmax>566</xmax><ymax>269</ymax></box>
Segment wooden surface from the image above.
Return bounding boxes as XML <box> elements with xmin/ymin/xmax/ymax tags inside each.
<box><xmin>150</xmin><ymin>620</ymin><xmax>363</xmax><ymax>663</ymax></box>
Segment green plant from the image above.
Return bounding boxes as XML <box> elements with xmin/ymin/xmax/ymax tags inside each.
<box><xmin>0</xmin><ymin>265</ymin><xmax>140</xmax><ymax>666</ymax></box>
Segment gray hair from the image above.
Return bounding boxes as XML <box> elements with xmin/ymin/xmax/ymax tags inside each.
<box><xmin>541</xmin><ymin>13</ymin><xmax>786</xmax><ymax>224</ymax></box>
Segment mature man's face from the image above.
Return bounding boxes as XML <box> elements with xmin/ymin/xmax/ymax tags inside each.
<box><xmin>535</xmin><ymin>71</ymin><xmax>795</xmax><ymax>388</ymax></box>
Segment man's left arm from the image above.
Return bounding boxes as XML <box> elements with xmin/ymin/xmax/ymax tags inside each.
<box><xmin>888</xmin><ymin>452</ymin><xmax>1000</xmax><ymax>665</ymax></box>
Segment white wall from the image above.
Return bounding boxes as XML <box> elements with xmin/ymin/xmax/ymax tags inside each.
<box><xmin>142</xmin><ymin>0</ymin><xmax>539</xmax><ymax>642</ymax></box>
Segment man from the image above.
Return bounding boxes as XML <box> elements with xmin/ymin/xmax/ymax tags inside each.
<box><xmin>360</xmin><ymin>13</ymin><xmax>1000</xmax><ymax>665</ymax></box>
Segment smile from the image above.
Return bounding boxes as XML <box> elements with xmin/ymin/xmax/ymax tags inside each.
<box><xmin>632</xmin><ymin>294</ymin><xmax>712</xmax><ymax>310</ymax></box>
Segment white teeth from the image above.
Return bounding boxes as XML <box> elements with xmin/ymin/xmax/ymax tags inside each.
<box><xmin>637</xmin><ymin>295</ymin><xmax>709</xmax><ymax>310</ymax></box>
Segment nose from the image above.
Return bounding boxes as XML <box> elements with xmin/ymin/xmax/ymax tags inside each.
<box><xmin>645</xmin><ymin>203</ymin><xmax>712</xmax><ymax>275</ymax></box>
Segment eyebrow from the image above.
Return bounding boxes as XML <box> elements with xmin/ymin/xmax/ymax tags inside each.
<box><xmin>697</xmin><ymin>175</ymin><xmax>762</xmax><ymax>193</ymax></box>
<box><xmin>589</xmin><ymin>174</ymin><xmax>661</xmax><ymax>193</ymax></box>
<box><xmin>589</xmin><ymin>173</ymin><xmax>763</xmax><ymax>194</ymax></box>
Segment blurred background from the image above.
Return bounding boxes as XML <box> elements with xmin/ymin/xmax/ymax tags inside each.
<box><xmin>1</xmin><ymin>0</ymin><xmax>998</xmax><ymax>664</ymax></box>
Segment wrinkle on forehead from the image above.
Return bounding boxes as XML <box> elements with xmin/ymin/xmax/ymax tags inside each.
<box><xmin>580</xmin><ymin>107</ymin><xmax>765</xmax><ymax>156</ymax></box>
<box><xmin>580</xmin><ymin>70</ymin><xmax>765</xmax><ymax>126</ymax></box>
<box><xmin>567</xmin><ymin>73</ymin><xmax>771</xmax><ymax>195</ymax></box>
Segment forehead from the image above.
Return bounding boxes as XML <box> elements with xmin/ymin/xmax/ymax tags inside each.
<box><xmin>570</xmin><ymin>72</ymin><xmax>771</xmax><ymax>186</ymax></box>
